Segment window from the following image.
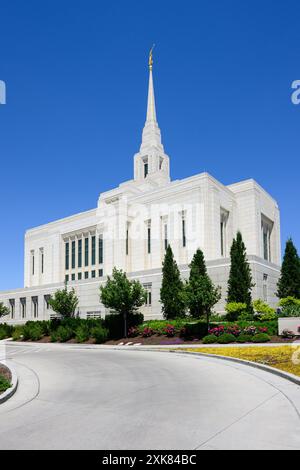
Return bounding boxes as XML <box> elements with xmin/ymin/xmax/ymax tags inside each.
<box><xmin>159</xmin><ymin>157</ymin><xmax>163</xmax><ymax>170</ymax></box>
<box><xmin>144</xmin><ymin>162</ymin><xmax>149</xmax><ymax>178</ymax></box>
<box><xmin>91</xmin><ymin>236</ymin><xmax>96</xmax><ymax>265</ymax></box>
<box><xmin>78</xmin><ymin>273</ymin><xmax>82</xmax><ymax>280</ymax></box>
<box><xmin>99</xmin><ymin>269</ymin><xmax>103</xmax><ymax>277</ymax></box>
<box><xmin>32</xmin><ymin>296</ymin><xmax>38</xmax><ymax>319</ymax></box>
<box><xmin>84</xmin><ymin>272</ymin><xmax>89</xmax><ymax>279</ymax></box>
<box><xmin>99</xmin><ymin>235</ymin><xmax>103</xmax><ymax>264</ymax></box>
<box><xmin>147</xmin><ymin>222</ymin><xmax>151</xmax><ymax>254</ymax></box>
<box><xmin>65</xmin><ymin>274</ymin><xmax>69</xmax><ymax>283</ymax></box>
<box><xmin>78</xmin><ymin>239</ymin><xmax>82</xmax><ymax>268</ymax></box>
<box><xmin>20</xmin><ymin>298</ymin><xmax>26</xmax><ymax>319</ymax></box>
<box><xmin>31</xmin><ymin>251</ymin><xmax>35</xmax><ymax>275</ymax></box>
<box><xmin>164</xmin><ymin>223</ymin><xmax>168</xmax><ymax>250</ymax></box>
<box><xmin>71</xmin><ymin>274</ymin><xmax>75</xmax><ymax>281</ymax></box>
<box><xmin>44</xmin><ymin>295</ymin><xmax>51</xmax><ymax>310</ymax></box>
<box><xmin>9</xmin><ymin>299</ymin><xmax>15</xmax><ymax>319</ymax></box>
<box><xmin>85</xmin><ymin>237</ymin><xmax>89</xmax><ymax>266</ymax></box>
<box><xmin>261</xmin><ymin>216</ymin><xmax>273</xmax><ymax>262</ymax></box>
<box><xmin>72</xmin><ymin>241</ymin><xmax>76</xmax><ymax>269</ymax></box>
<box><xmin>143</xmin><ymin>283</ymin><xmax>152</xmax><ymax>307</ymax></box>
<box><xmin>220</xmin><ymin>210</ymin><xmax>229</xmax><ymax>257</ymax></box>
<box><xmin>182</xmin><ymin>212</ymin><xmax>186</xmax><ymax>248</ymax></box>
<box><xmin>91</xmin><ymin>270</ymin><xmax>96</xmax><ymax>278</ymax></box>
<box><xmin>126</xmin><ymin>225</ymin><xmax>129</xmax><ymax>256</ymax></box>
<box><xmin>65</xmin><ymin>242</ymin><xmax>69</xmax><ymax>270</ymax></box>
<box><xmin>40</xmin><ymin>248</ymin><xmax>44</xmax><ymax>274</ymax></box>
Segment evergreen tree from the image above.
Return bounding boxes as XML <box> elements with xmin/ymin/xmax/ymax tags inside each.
<box><xmin>227</xmin><ymin>231</ymin><xmax>254</xmax><ymax>310</ymax></box>
<box><xmin>160</xmin><ymin>245</ymin><xmax>185</xmax><ymax>319</ymax></box>
<box><xmin>186</xmin><ymin>249</ymin><xmax>221</xmax><ymax>319</ymax></box>
<box><xmin>277</xmin><ymin>238</ymin><xmax>300</xmax><ymax>299</ymax></box>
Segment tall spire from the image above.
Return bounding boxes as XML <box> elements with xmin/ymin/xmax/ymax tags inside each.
<box><xmin>146</xmin><ymin>46</ymin><xmax>157</xmax><ymax>122</ymax></box>
<box><xmin>140</xmin><ymin>46</ymin><xmax>163</xmax><ymax>153</ymax></box>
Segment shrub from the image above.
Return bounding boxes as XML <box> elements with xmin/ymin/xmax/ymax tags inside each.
<box><xmin>183</xmin><ymin>321</ymin><xmax>210</xmax><ymax>339</ymax></box>
<box><xmin>251</xmin><ymin>333</ymin><xmax>271</xmax><ymax>343</ymax></box>
<box><xmin>164</xmin><ymin>324</ymin><xmax>176</xmax><ymax>337</ymax></box>
<box><xmin>0</xmin><ymin>324</ymin><xmax>13</xmax><ymax>340</ymax></box>
<box><xmin>279</xmin><ymin>297</ymin><xmax>300</xmax><ymax>308</ymax></box>
<box><xmin>142</xmin><ymin>327</ymin><xmax>154</xmax><ymax>337</ymax></box>
<box><xmin>104</xmin><ymin>312</ymin><xmax>144</xmax><ymax>339</ymax></box>
<box><xmin>91</xmin><ymin>326</ymin><xmax>109</xmax><ymax>344</ymax></box>
<box><xmin>75</xmin><ymin>325</ymin><xmax>90</xmax><ymax>343</ymax></box>
<box><xmin>236</xmin><ymin>334</ymin><xmax>253</xmax><ymax>343</ymax></box>
<box><xmin>242</xmin><ymin>325</ymin><xmax>258</xmax><ymax>336</ymax></box>
<box><xmin>217</xmin><ymin>333</ymin><xmax>236</xmax><ymax>344</ymax></box>
<box><xmin>225</xmin><ymin>303</ymin><xmax>248</xmax><ymax>321</ymax></box>
<box><xmin>55</xmin><ymin>326</ymin><xmax>73</xmax><ymax>343</ymax></box>
<box><xmin>280</xmin><ymin>304</ymin><xmax>300</xmax><ymax>318</ymax></box>
<box><xmin>202</xmin><ymin>334</ymin><xmax>218</xmax><ymax>344</ymax></box>
<box><xmin>22</xmin><ymin>323</ymin><xmax>43</xmax><ymax>342</ymax></box>
<box><xmin>50</xmin><ymin>331</ymin><xmax>58</xmax><ymax>342</ymax></box>
<box><xmin>0</xmin><ymin>375</ymin><xmax>11</xmax><ymax>392</ymax></box>
<box><xmin>128</xmin><ymin>327</ymin><xmax>138</xmax><ymax>337</ymax></box>
<box><xmin>12</xmin><ymin>326</ymin><xmax>24</xmax><ymax>341</ymax></box>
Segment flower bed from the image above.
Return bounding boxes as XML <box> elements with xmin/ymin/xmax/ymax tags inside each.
<box><xmin>183</xmin><ymin>346</ymin><xmax>300</xmax><ymax>377</ymax></box>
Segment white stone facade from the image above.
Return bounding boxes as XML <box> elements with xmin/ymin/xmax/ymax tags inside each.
<box><xmin>0</xmin><ymin>60</ymin><xmax>281</xmax><ymax>324</ymax></box>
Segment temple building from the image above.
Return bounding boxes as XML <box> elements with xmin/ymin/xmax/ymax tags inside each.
<box><xmin>0</xmin><ymin>52</ymin><xmax>281</xmax><ymax>322</ymax></box>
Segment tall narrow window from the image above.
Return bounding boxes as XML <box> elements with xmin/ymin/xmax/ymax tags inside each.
<box><xmin>65</xmin><ymin>242</ymin><xmax>69</xmax><ymax>270</ymax></box>
<box><xmin>78</xmin><ymin>239</ymin><xmax>82</xmax><ymax>268</ymax></box>
<box><xmin>85</xmin><ymin>237</ymin><xmax>89</xmax><ymax>267</ymax></box>
<box><xmin>9</xmin><ymin>299</ymin><xmax>15</xmax><ymax>319</ymax></box>
<box><xmin>20</xmin><ymin>298</ymin><xmax>26</xmax><ymax>319</ymax></box>
<box><xmin>44</xmin><ymin>295</ymin><xmax>50</xmax><ymax>310</ymax></box>
<box><xmin>99</xmin><ymin>235</ymin><xmax>103</xmax><ymax>264</ymax></box>
<box><xmin>220</xmin><ymin>210</ymin><xmax>229</xmax><ymax>257</ymax></box>
<box><xmin>72</xmin><ymin>241</ymin><xmax>76</xmax><ymax>269</ymax></box>
<box><xmin>31</xmin><ymin>251</ymin><xmax>35</xmax><ymax>275</ymax></box>
<box><xmin>164</xmin><ymin>224</ymin><xmax>168</xmax><ymax>251</ymax></box>
<box><xmin>147</xmin><ymin>222</ymin><xmax>151</xmax><ymax>254</ymax></box>
<box><xmin>91</xmin><ymin>236</ymin><xmax>96</xmax><ymax>265</ymax></box>
<box><xmin>126</xmin><ymin>225</ymin><xmax>129</xmax><ymax>256</ymax></box>
<box><xmin>32</xmin><ymin>296</ymin><xmax>38</xmax><ymax>319</ymax></box>
<box><xmin>261</xmin><ymin>216</ymin><xmax>273</xmax><ymax>262</ymax></box>
<box><xmin>40</xmin><ymin>248</ymin><xmax>44</xmax><ymax>274</ymax></box>
<box><xmin>144</xmin><ymin>162</ymin><xmax>149</xmax><ymax>178</ymax></box>
<box><xmin>182</xmin><ymin>213</ymin><xmax>186</xmax><ymax>248</ymax></box>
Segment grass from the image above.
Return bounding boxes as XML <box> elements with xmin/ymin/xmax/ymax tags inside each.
<box><xmin>183</xmin><ymin>346</ymin><xmax>300</xmax><ymax>377</ymax></box>
<box><xmin>0</xmin><ymin>374</ymin><xmax>11</xmax><ymax>393</ymax></box>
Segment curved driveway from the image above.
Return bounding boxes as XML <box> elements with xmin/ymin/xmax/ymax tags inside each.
<box><xmin>0</xmin><ymin>343</ymin><xmax>300</xmax><ymax>450</ymax></box>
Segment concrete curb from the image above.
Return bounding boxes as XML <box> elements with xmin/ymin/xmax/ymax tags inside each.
<box><xmin>0</xmin><ymin>362</ymin><xmax>18</xmax><ymax>404</ymax></box>
<box><xmin>168</xmin><ymin>350</ymin><xmax>300</xmax><ymax>386</ymax></box>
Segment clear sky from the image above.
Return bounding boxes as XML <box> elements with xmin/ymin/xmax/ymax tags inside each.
<box><xmin>1</xmin><ymin>0</ymin><xmax>299</xmax><ymax>290</ymax></box>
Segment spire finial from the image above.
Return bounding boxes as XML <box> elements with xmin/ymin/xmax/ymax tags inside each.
<box><xmin>149</xmin><ymin>44</ymin><xmax>155</xmax><ymax>70</ymax></box>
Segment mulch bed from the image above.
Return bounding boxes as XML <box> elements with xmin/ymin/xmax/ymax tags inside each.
<box><xmin>105</xmin><ymin>335</ymin><xmax>205</xmax><ymax>346</ymax></box>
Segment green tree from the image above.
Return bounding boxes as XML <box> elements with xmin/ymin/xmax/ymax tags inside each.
<box><xmin>160</xmin><ymin>245</ymin><xmax>185</xmax><ymax>319</ymax></box>
<box><xmin>227</xmin><ymin>231</ymin><xmax>254</xmax><ymax>311</ymax></box>
<box><xmin>185</xmin><ymin>249</ymin><xmax>221</xmax><ymax>322</ymax></box>
<box><xmin>0</xmin><ymin>302</ymin><xmax>9</xmax><ymax>319</ymax></box>
<box><xmin>100</xmin><ymin>268</ymin><xmax>146</xmax><ymax>338</ymax></box>
<box><xmin>48</xmin><ymin>285</ymin><xmax>79</xmax><ymax>318</ymax></box>
<box><xmin>277</xmin><ymin>238</ymin><xmax>300</xmax><ymax>299</ymax></box>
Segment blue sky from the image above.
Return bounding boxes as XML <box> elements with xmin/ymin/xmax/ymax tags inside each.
<box><xmin>0</xmin><ymin>0</ymin><xmax>299</xmax><ymax>290</ymax></box>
